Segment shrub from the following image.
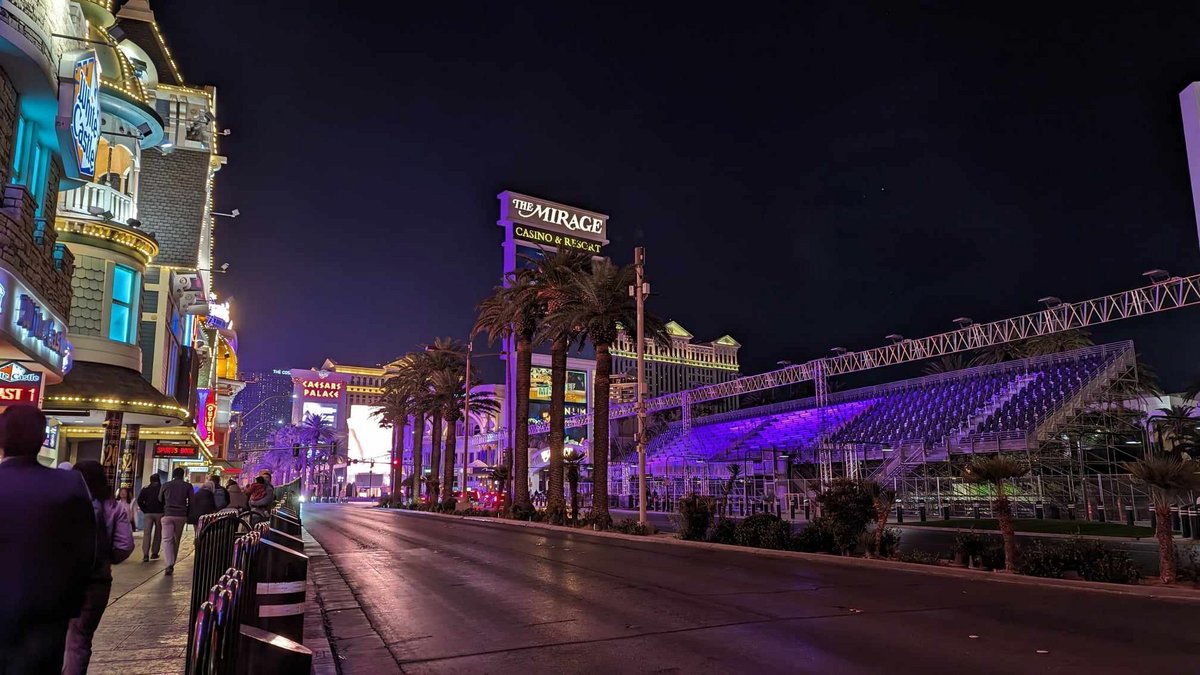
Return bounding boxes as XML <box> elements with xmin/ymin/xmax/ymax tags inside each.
<box><xmin>707</xmin><ymin>518</ymin><xmax>738</xmax><ymax>545</ymax></box>
<box><xmin>510</xmin><ymin>502</ymin><xmax>543</xmax><ymax>521</ymax></box>
<box><xmin>1018</xmin><ymin>537</ymin><xmax>1140</xmax><ymax>584</ymax></box>
<box><xmin>792</xmin><ymin>517</ymin><xmax>838</xmax><ymax>553</ymax></box>
<box><xmin>895</xmin><ymin>549</ymin><xmax>943</xmax><ymax>566</ymax></box>
<box><xmin>733</xmin><ymin>513</ymin><xmax>792</xmax><ymax>550</ymax></box>
<box><xmin>438</xmin><ymin>497</ymin><xmax>457</xmax><ymax>512</ymax></box>
<box><xmin>816</xmin><ymin>479</ymin><xmax>876</xmax><ymax>553</ymax></box>
<box><xmin>862</xmin><ymin>526</ymin><xmax>901</xmax><ymax>558</ymax></box>
<box><xmin>674</xmin><ymin>494</ymin><xmax>716</xmax><ymax>541</ymax></box>
<box><xmin>613</xmin><ymin>518</ymin><xmax>651</xmax><ymax>535</ymax></box>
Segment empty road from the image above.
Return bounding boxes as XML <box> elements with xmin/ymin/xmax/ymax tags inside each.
<box><xmin>304</xmin><ymin>503</ymin><xmax>1198</xmax><ymax>674</ymax></box>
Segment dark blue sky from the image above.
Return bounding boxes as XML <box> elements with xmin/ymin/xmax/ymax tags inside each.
<box><xmin>152</xmin><ymin>1</ymin><xmax>1200</xmax><ymax>389</ymax></box>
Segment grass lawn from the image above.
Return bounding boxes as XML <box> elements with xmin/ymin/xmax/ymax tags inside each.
<box><xmin>904</xmin><ymin>518</ymin><xmax>1155</xmax><ymax>538</ymax></box>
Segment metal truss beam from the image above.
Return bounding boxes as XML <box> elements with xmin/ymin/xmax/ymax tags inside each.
<box><xmin>516</xmin><ymin>273</ymin><xmax>1200</xmax><ymax>436</ymax></box>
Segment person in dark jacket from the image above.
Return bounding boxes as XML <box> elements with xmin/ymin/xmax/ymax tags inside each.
<box><xmin>0</xmin><ymin>405</ymin><xmax>96</xmax><ymax>673</ymax></box>
<box><xmin>64</xmin><ymin>460</ymin><xmax>134</xmax><ymax>674</ymax></box>
<box><xmin>226</xmin><ymin>479</ymin><xmax>248</xmax><ymax>510</ymax></box>
<box><xmin>189</xmin><ymin>480</ymin><xmax>217</xmax><ymax>532</ymax></box>
<box><xmin>136</xmin><ymin>474</ymin><xmax>164</xmax><ymax>562</ymax></box>
<box><xmin>159</xmin><ymin>467</ymin><xmax>191</xmax><ymax>576</ymax></box>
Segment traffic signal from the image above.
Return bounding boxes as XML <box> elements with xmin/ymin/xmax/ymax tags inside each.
<box><xmin>292</xmin><ymin>442</ymin><xmax>300</xmax><ymax>458</ymax></box>
<box><xmin>392</xmin><ymin>458</ymin><xmax>400</xmax><ymax>467</ymax></box>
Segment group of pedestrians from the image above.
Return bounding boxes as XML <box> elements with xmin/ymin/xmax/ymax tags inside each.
<box><xmin>0</xmin><ymin>403</ymin><xmax>278</xmax><ymax>673</ymax></box>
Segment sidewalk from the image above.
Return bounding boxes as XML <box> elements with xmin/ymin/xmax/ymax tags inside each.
<box><xmin>88</xmin><ymin>528</ymin><xmax>197</xmax><ymax>674</ymax></box>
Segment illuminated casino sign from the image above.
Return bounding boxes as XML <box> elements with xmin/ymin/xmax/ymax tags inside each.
<box><xmin>196</xmin><ymin>388</ymin><xmax>213</xmax><ymax>443</ymax></box>
<box><xmin>499</xmin><ymin>191</ymin><xmax>608</xmax><ymax>247</ymax></box>
<box><xmin>153</xmin><ymin>444</ymin><xmax>198</xmax><ymax>458</ymax></box>
<box><xmin>302</xmin><ymin>379</ymin><xmax>343</xmax><ymax>399</ymax></box>
<box><xmin>0</xmin><ymin>361</ymin><xmax>42</xmax><ymax>404</ymax></box>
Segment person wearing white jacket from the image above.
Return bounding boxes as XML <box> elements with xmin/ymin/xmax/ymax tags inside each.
<box><xmin>64</xmin><ymin>460</ymin><xmax>134</xmax><ymax>675</ymax></box>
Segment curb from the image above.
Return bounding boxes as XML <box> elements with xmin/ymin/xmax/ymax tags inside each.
<box><xmin>303</xmin><ymin>527</ymin><xmax>398</xmax><ymax>674</ymax></box>
<box><xmin>893</xmin><ymin>523</ymin><xmax>1171</xmax><ymax>544</ymax></box>
<box><xmin>382</xmin><ymin>506</ymin><xmax>1200</xmax><ymax>602</ymax></box>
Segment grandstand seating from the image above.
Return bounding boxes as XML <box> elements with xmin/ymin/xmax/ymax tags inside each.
<box><xmin>647</xmin><ymin>343</ymin><xmax>1126</xmax><ymax>467</ymax></box>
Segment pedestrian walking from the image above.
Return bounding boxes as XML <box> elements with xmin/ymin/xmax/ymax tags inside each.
<box><xmin>63</xmin><ymin>460</ymin><xmax>134</xmax><ymax>675</ymax></box>
<box><xmin>190</xmin><ymin>479</ymin><xmax>217</xmax><ymax>533</ymax></box>
<box><xmin>159</xmin><ymin>467</ymin><xmax>192</xmax><ymax>576</ymax></box>
<box><xmin>213</xmin><ymin>475</ymin><xmax>229</xmax><ymax>509</ymax></box>
<box><xmin>118</xmin><ymin>486</ymin><xmax>137</xmax><ymax>532</ymax></box>
<box><xmin>137</xmin><ymin>474</ymin><xmax>164</xmax><ymax>562</ymax></box>
<box><xmin>248</xmin><ymin>475</ymin><xmax>273</xmax><ymax>519</ymax></box>
<box><xmin>227</xmin><ymin>479</ymin><xmax>247</xmax><ymax>510</ymax></box>
<box><xmin>0</xmin><ymin>405</ymin><xmax>95</xmax><ymax>673</ymax></box>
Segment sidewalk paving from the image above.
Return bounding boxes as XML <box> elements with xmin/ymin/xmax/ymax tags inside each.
<box><xmin>88</xmin><ymin>528</ymin><xmax>197</xmax><ymax>674</ymax></box>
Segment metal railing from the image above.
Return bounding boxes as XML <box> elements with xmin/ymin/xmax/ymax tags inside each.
<box><xmin>186</xmin><ymin>509</ymin><xmax>252</xmax><ymax>673</ymax></box>
<box><xmin>59</xmin><ymin>180</ymin><xmax>136</xmax><ymax>224</ymax></box>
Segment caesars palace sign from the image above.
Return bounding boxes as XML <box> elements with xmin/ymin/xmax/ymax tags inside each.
<box><xmin>499</xmin><ymin>191</ymin><xmax>609</xmax><ymax>253</ymax></box>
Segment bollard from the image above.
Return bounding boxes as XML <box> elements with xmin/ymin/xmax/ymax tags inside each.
<box><xmin>895</xmin><ymin>503</ymin><xmax>904</xmax><ymax>524</ymax></box>
<box><xmin>234</xmin><ymin>625</ymin><xmax>312</xmax><ymax>675</ymax></box>
<box><xmin>1171</xmin><ymin>506</ymin><xmax>1182</xmax><ymax>533</ymax></box>
<box><xmin>804</xmin><ymin>499</ymin><xmax>811</xmax><ymax>520</ymax></box>
<box><xmin>246</xmin><ymin>538</ymin><xmax>309</xmax><ymax>642</ymax></box>
<box><xmin>1125</xmin><ymin>505</ymin><xmax>1135</xmax><ymax>527</ymax></box>
<box><xmin>972</xmin><ymin>503</ymin><xmax>980</xmax><ymax>520</ymax></box>
<box><xmin>1183</xmin><ymin>507</ymin><xmax>1194</xmax><ymax>539</ymax></box>
<box><xmin>1097</xmin><ymin>503</ymin><xmax>1106</xmax><ymax>523</ymax></box>
<box><xmin>1190</xmin><ymin>506</ymin><xmax>1200</xmax><ymax>541</ymax></box>
<box><xmin>1035</xmin><ymin>501</ymin><xmax>1044</xmax><ymax>520</ymax></box>
<box><xmin>1047</xmin><ymin>503</ymin><xmax>1061</xmax><ymax>520</ymax></box>
<box><xmin>941</xmin><ymin>505</ymin><xmax>950</xmax><ymax>521</ymax></box>
<box><xmin>1067</xmin><ymin>504</ymin><xmax>1076</xmax><ymax>520</ymax></box>
<box><xmin>1149</xmin><ymin>505</ymin><xmax>1156</xmax><ymax>530</ymax></box>
<box><xmin>918</xmin><ymin>504</ymin><xmax>927</xmax><ymax>522</ymax></box>
<box><xmin>789</xmin><ymin>500</ymin><xmax>796</xmax><ymax>520</ymax></box>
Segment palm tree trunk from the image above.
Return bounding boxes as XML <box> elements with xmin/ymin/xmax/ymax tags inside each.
<box><xmin>591</xmin><ymin>342</ymin><xmax>613</xmax><ymax>528</ymax></box>
<box><xmin>390</xmin><ymin>423</ymin><xmax>402</xmax><ymax>501</ymax></box>
<box><xmin>873</xmin><ymin>505</ymin><xmax>889</xmax><ymax>558</ymax></box>
<box><xmin>547</xmin><ymin>336</ymin><xmax>567</xmax><ymax>524</ymax></box>
<box><xmin>429</xmin><ymin>413</ymin><xmax>443</xmax><ymax>502</ymax></box>
<box><xmin>1156</xmin><ymin>497</ymin><xmax>1177</xmax><ymax>583</ymax></box>
<box><xmin>513</xmin><ymin>334</ymin><xmax>533</xmax><ymax>511</ymax></box>
<box><xmin>443</xmin><ymin>421</ymin><xmax>457</xmax><ymax>502</ymax></box>
<box><xmin>410</xmin><ymin>414</ymin><xmax>424</xmax><ymax>502</ymax></box>
<box><xmin>994</xmin><ymin>491</ymin><xmax>1018</xmax><ymax>572</ymax></box>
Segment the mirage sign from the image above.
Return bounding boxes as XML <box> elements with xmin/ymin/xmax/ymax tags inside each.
<box><xmin>499</xmin><ymin>191</ymin><xmax>608</xmax><ymax>247</ymax></box>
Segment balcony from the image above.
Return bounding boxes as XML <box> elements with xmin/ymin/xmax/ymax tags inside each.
<box><xmin>59</xmin><ymin>181</ymin><xmax>136</xmax><ymax>226</ymax></box>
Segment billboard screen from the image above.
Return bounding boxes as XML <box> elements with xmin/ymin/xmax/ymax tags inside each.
<box><xmin>347</xmin><ymin>405</ymin><xmax>392</xmax><ymax>486</ymax></box>
<box><xmin>529</xmin><ymin>367</ymin><xmax>588</xmax><ymax>443</ymax></box>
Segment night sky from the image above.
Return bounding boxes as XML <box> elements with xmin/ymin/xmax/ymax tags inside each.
<box><xmin>151</xmin><ymin>1</ymin><xmax>1200</xmax><ymax>389</ymax></box>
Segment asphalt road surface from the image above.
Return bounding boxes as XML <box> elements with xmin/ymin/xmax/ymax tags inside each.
<box><xmin>304</xmin><ymin>503</ymin><xmax>1199</xmax><ymax>674</ymax></box>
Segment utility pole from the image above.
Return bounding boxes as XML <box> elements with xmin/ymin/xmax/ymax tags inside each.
<box><xmin>633</xmin><ymin>247</ymin><xmax>649</xmax><ymax>527</ymax></box>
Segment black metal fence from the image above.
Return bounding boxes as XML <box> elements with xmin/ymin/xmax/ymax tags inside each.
<box><xmin>186</xmin><ymin>506</ymin><xmax>311</xmax><ymax>674</ymax></box>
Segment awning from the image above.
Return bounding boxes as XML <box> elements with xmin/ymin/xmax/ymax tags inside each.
<box><xmin>43</xmin><ymin>361</ymin><xmax>190</xmax><ymax>426</ymax></box>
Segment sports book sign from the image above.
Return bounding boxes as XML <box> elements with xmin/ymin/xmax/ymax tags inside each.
<box><xmin>499</xmin><ymin>191</ymin><xmax>609</xmax><ymax>249</ymax></box>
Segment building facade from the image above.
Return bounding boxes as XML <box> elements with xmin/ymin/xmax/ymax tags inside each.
<box><xmin>230</xmin><ymin>369</ymin><xmax>294</xmax><ymax>455</ymax></box>
<box><xmin>611</xmin><ymin>320</ymin><xmax>741</xmax><ymax>399</ymax></box>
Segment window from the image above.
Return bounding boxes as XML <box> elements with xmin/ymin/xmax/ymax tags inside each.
<box><xmin>109</xmin><ymin>264</ymin><xmax>140</xmax><ymax>343</ymax></box>
<box><xmin>10</xmin><ymin>113</ymin><xmax>51</xmax><ymax>216</ymax></box>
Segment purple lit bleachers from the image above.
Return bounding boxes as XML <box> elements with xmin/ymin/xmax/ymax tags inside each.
<box><xmin>647</xmin><ymin>344</ymin><xmax>1123</xmax><ymax>465</ymax></box>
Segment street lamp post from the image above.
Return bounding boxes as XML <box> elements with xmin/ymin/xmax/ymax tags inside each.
<box><xmin>633</xmin><ymin>246</ymin><xmax>649</xmax><ymax>527</ymax></box>
<box><xmin>459</xmin><ymin>342</ymin><xmax>474</xmax><ymax>510</ymax></box>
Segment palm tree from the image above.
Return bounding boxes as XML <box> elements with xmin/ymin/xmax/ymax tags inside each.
<box><xmin>490</xmin><ymin>465</ymin><xmax>511</xmax><ymax>514</ymax></box>
<box><xmin>475</xmin><ymin>273</ymin><xmax>544</xmax><ymax>513</ymax></box>
<box><xmin>564</xmin><ymin>449</ymin><xmax>588</xmax><ymax>525</ymax></box>
<box><xmin>544</xmin><ymin>257</ymin><xmax>666</xmax><ymax>529</ymax></box>
<box><xmin>300</xmin><ymin>412</ymin><xmax>335</xmax><ymax>497</ymax></box>
<box><xmin>922</xmin><ymin>354</ymin><xmax>968</xmax><ymax>376</ymax></box>
<box><xmin>371</xmin><ymin>385</ymin><xmax>409</xmax><ymax>500</ymax></box>
<box><xmin>420</xmin><ymin>338</ymin><xmax>465</xmax><ymax>503</ymax></box>
<box><xmin>386</xmin><ymin>353</ymin><xmax>433</xmax><ymax>502</ymax></box>
<box><xmin>962</xmin><ymin>455</ymin><xmax>1027</xmax><ymax>572</ymax></box>
<box><xmin>861</xmin><ymin>480</ymin><xmax>896</xmax><ymax>558</ymax></box>
<box><xmin>532</xmin><ymin>249</ymin><xmax>592</xmax><ymax>524</ymax></box>
<box><xmin>434</xmin><ymin>365</ymin><xmax>501</xmax><ymax>503</ymax></box>
<box><xmin>1150</xmin><ymin>405</ymin><xmax>1199</xmax><ymax>455</ymax></box>
<box><xmin>972</xmin><ymin>329</ymin><xmax>1094</xmax><ymax>365</ymax></box>
<box><xmin>1124</xmin><ymin>455</ymin><xmax>1200</xmax><ymax>583</ymax></box>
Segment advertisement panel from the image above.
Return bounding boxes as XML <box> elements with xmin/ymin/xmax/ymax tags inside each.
<box><xmin>528</xmin><ymin>367</ymin><xmax>588</xmax><ymax>443</ymax></box>
<box><xmin>346</xmin><ymin>405</ymin><xmax>392</xmax><ymax>485</ymax></box>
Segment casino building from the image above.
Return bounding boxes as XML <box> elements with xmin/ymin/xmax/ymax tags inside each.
<box><xmin>612</xmin><ymin>321</ymin><xmax>741</xmax><ymax>407</ymax></box>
